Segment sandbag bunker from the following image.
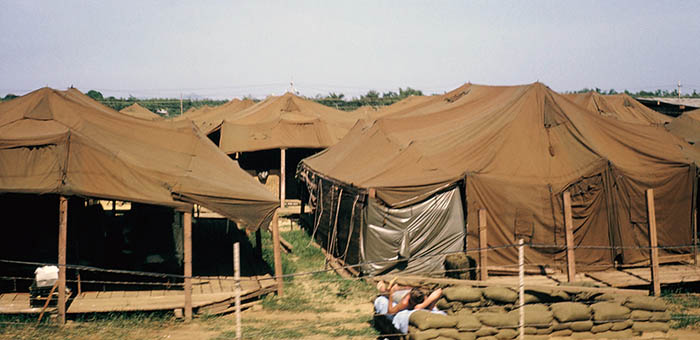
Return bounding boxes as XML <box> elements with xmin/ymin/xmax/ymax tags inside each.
<box><xmin>392</xmin><ymin>285</ymin><xmax>671</xmax><ymax>340</ymax></box>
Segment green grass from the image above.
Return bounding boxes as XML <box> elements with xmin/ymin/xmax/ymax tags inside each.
<box><xmin>672</xmin><ymin>313</ymin><xmax>700</xmax><ymax>329</ymax></box>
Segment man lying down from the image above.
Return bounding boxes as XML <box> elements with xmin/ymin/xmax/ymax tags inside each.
<box><xmin>374</xmin><ymin>279</ymin><xmax>445</xmax><ymax>334</ymax></box>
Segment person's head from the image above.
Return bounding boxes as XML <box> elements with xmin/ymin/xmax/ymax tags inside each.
<box><xmin>408</xmin><ymin>289</ymin><xmax>425</xmax><ymax>308</ymax></box>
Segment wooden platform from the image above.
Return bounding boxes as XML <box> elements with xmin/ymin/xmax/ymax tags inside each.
<box><xmin>482</xmin><ymin>263</ymin><xmax>700</xmax><ymax>289</ymax></box>
<box><xmin>0</xmin><ymin>274</ymin><xmax>277</xmax><ymax>315</ymax></box>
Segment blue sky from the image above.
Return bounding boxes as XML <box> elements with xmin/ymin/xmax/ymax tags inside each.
<box><xmin>1</xmin><ymin>1</ymin><xmax>699</xmax><ymax>99</ymax></box>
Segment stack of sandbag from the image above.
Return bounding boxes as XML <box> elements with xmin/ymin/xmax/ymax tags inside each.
<box><xmin>405</xmin><ymin>284</ymin><xmax>671</xmax><ymax>340</ymax></box>
<box><xmin>444</xmin><ymin>253</ymin><xmax>476</xmax><ymax>280</ymax></box>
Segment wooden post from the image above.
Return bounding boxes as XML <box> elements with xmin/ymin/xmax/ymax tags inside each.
<box><xmin>271</xmin><ymin>210</ymin><xmax>284</xmax><ymax>296</ymax></box>
<box><xmin>255</xmin><ymin>228</ymin><xmax>263</xmax><ymax>262</ymax></box>
<box><xmin>280</xmin><ymin>148</ymin><xmax>286</xmax><ymax>208</ymax></box>
<box><xmin>58</xmin><ymin>196</ymin><xmax>68</xmax><ymax>325</ymax></box>
<box><xmin>478</xmin><ymin>209</ymin><xmax>488</xmax><ymax>280</ymax></box>
<box><xmin>184</xmin><ymin>211</ymin><xmax>193</xmax><ymax>321</ymax></box>
<box><xmin>646</xmin><ymin>189</ymin><xmax>661</xmax><ymax>296</ymax></box>
<box><xmin>563</xmin><ymin>191</ymin><xmax>576</xmax><ymax>282</ymax></box>
<box><xmin>694</xmin><ymin>208</ymin><xmax>698</xmax><ymax>266</ymax></box>
<box><xmin>518</xmin><ymin>238</ymin><xmax>525</xmax><ymax>340</ymax></box>
<box><xmin>234</xmin><ymin>242</ymin><xmax>241</xmax><ymax>340</ymax></box>
<box><xmin>368</xmin><ymin>188</ymin><xmax>376</xmax><ymax>199</ymax></box>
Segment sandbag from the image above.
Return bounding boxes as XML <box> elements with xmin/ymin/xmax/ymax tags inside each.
<box><xmin>410</xmin><ymin>310</ymin><xmax>458</xmax><ymax>330</ymax></box>
<box><xmin>535</xmin><ymin>326</ymin><xmax>553</xmax><ymax>335</ymax></box>
<box><xmin>523</xmin><ymin>336</ymin><xmax>548</xmax><ymax>340</ymax></box>
<box><xmin>475</xmin><ymin>326</ymin><xmax>498</xmax><ymax>337</ymax></box>
<box><xmin>522</xmin><ymin>304</ymin><xmax>553</xmax><ymax>327</ymax></box>
<box><xmin>494</xmin><ymin>329</ymin><xmax>519</xmax><ymax>340</ymax></box>
<box><xmin>609</xmin><ymin>319</ymin><xmax>633</xmax><ymax>331</ymax></box>
<box><xmin>478</xmin><ymin>337</ymin><xmax>497</xmax><ymax>340</ymax></box>
<box><xmin>649</xmin><ymin>311</ymin><xmax>671</xmax><ymax>322</ymax></box>
<box><xmin>409</xmin><ymin>328</ymin><xmax>440</xmax><ymax>340</ymax></box>
<box><xmin>480</xmin><ymin>305</ymin><xmax>507</xmax><ymax>313</ymax></box>
<box><xmin>549</xmin><ymin>329</ymin><xmax>573</xmax><ymax>337</ymax></box>
<box><xmin>631</xmin><ymin>321</ymin><xmax>669</xmax><ymax>333</ymax></box>
<box><xmin>454</xmin><ymin>332</ymin><xmax>476</xmax><ymax>340</ymax></box>
<box><xmin>524</xmin><ymin>327</ymin><xmax>538</xmax><ymax>335</ymax></box>
<box><xmin>590</xmin><ymin>302</ymin><xmax>630</xmax><ymax>322</ymax></box>
<box><xmin>437</xmin><ymin>328</ymin><xmax>460</xmax><ymax>339</ymax></box>
<box><xmin>569</xmin><ymin>321</ymin><xmax>594</xmax><ymax>332</ymax></box>
<box><xmin>455</xmin><ymin>313</ymin><xmax>482</xmax><ymax>331</ymax></box>
<box><xmin>630</xmin><ymin>309</ymin><xmax>652</xmax><ymax>321</ymax></box>
<box><xmin>476</xmin><ymin>311</ymin><xmax>518</xmax><ymax>328</ymax></box>
<box><xmin>437</xmin><ymin>297</ymin><xmax>452</xmax><ymax>311</ymax></box>
<box><xmin>482</xmin><ymin>286</ymin><xmax>518</xmax><ymax>304</ymax></box>
<box><xmin>590</xmin><ymin>323</ymin><xmax>612</xmax><ymax>333</ymax></box>
<box><xmin>432</xmin><ymin>337</ymin><xmax>452</xmax><ymax>340</ymax></box>
<box><xmin>550</xmin><ymin>302</ymin><xmax>591</xmax><ymax>322</ymax></box>
<box><xmin>593</xmin><ymin>329</ymin><xmax>634</xmax><ymax>339</ymax></box>
<box><xmin>443</xmin><ymin>286</ymin><xmax>482</xmax><ymax>303</ymax></box>
<box><xmin>570</xmin><ymin>331</ymin><xmax>595</xmax><ymax>339</ymax></box>
<box><xmin>624</xmin><ymin>296</ymin><xmax>667</xmax><ymax>311</ymax></box>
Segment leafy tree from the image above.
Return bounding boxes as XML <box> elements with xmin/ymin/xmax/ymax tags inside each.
<box><xmin>86</xmin><ymin>90</ymin><xmax>104</xmax><ymax>101</ymax></box>
<box><xmin>2</xmin><ymin>94</ymin><xmax>18</xmax><ymax>101</ymax></box>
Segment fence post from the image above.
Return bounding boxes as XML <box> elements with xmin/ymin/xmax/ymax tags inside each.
<box><xmin>518</xmin><ymin>238</ymin><xmax>525</xmax><ymax>340</ymax></box>
<box><xmin>646</xmin><ymin>189</ymin><xmax>661</xmax><ymax>296</ymax></box>
<box><xmin>563</xmin><ymin>191</ymin><xmax>576</xmax><ymax>282</ymax></box>
<box><xmin>184</xmin><ymin>211</ymin><xmax>193</xmax><ymax>321</ymax></box>
<box><xmin>234</xmin><ymin>242</ymin><xmax>241</xmax><ymax>340</ymax></box>
<box><xmin>280</xmin><ymin>148</ymin><xmax>286</xmax><ymax>208</ymax></box>
<box><xmin>478</xmin><ymin>209</ymin><xmax>488</xmax><ymax>280</ymax></box>
<box><xmin>58</xmin><ymin>196</ymin><xmax>68</xmax><ymax>325</ymax></box>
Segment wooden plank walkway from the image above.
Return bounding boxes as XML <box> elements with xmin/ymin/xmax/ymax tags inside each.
<box><xmin>482</xmin><ymin>264</ymin><xmax>700</xmax><ymax>289</ymax></box>
<box><xmin>0</xmin><ymin>274</ymin><xmax>277</xmax><ymax>315</ymax></box>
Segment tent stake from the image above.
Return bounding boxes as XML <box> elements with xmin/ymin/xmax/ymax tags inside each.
<box><xmin>184</xmin><ymin>211</ymin><xmax>193</xmax><ymax>321</ymax></box>
<box><xmin>478</xmin><ymin>209</ymin><xmax>488</xmax><ymax>280</ymax></box>
<box><xmin>563</xmin><ymin>191</ymin><xmax>576</xmax><ymax>282</ymax></box>
<box><xmin>646</xmin><ymin>189</ymin><xmax>661</xmax><ymax>296</ymax></box>
<box><xmin>58</xmin><ymin>196</ymin><xmax>68</xmax><ymax>325</ymax></box>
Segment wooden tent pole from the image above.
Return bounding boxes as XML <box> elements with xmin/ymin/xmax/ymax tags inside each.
<box><xmin>58</xmin><ymin>196</ymin><xmax>68</xmax><ymax>325</ymax></box>
<box><xmin>478</xmin><ymin>209</ymin><xmax>488</xmax><ymax>281</ymax></box>
<box><xmin>694</xmin><ymin>208</ymin><xmax>698</xmax><ymax>266</ymax></box>
<box><xmin>563</xmin><ymin>191</ymin><xmax>576</xmax><ymax>282</ymax></box>
<box><xmin>271</xmin><ymin>210</ymin><xmax>284</xmax><ymax>296</ymax></box>
<box><xmin>234</xmin><ymin>242</ymin><xmax>241</xmax><ymax>340</ymax></box>
<box><xmin>646</xmin><ymin>189</ymin><xmax>661</xmax><ymax>296</ymax></box>
<box><xmin>280</xmin><ymin>148</ymin><xmax>286</xmax><ymax>208</ymax></box>
<box><xmin>184</xmin><ymin>211</ymin><xmax>193</xmax><ymax>321</ymax></box>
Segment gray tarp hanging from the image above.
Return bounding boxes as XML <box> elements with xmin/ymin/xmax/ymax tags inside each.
<box><xmin>361</xmin><ymin>187</ymin><xmax>465</xmax><ymax>276</ymax></box>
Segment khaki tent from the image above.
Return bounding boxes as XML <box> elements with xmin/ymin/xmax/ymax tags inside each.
<box><xmin>174</xmin><ymin>99</ymin><xmax>256</xmax><ymax>134</ymax></box>
<box><xmin>218</xmin><ymin>92</ymin><xmax>358</xmax><ymax>153</ymax></box>
<box><xmin>666</xmin><ymin>109</ymin><xmax>700</xmax><ymax>145</ymax></box>
<box><xmin>564</xmin><ymin>92</ymin><xmax>671</xmax><ymax>125</ymax></box>
<box><xmin>299</xmin><ymin>83</ymin><xmax>697</xmax><ymax>275</ymax></box>
<box><xmin>119</xmin><ymin>103</ymin><xmax>162</xmax><ymax>121</ymax></box>
<box><xmin>0</xmin><ymin>87</ymin><xmax>279</xmax><ymax>231</ymax></box>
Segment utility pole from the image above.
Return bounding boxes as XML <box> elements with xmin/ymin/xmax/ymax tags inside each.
<box><xmin>180</xmin><ymin>93</ymin><xmax>184</xmax><ymax>116</ymax></box>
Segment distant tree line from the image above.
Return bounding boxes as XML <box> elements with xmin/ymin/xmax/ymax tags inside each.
<box><xmin>569</xmin><ymin>88</ymin><xmax>700</xmax><ymax>98</ymax></box>
<box><xmin>83</xmin><ymin>90</ymin><xmax>229</xmax><ymax>117</ymax></box>
<box><xmin>313</xmin><ymin>87</ymin><xmax>424</xmax><ymax>111</ymax></box>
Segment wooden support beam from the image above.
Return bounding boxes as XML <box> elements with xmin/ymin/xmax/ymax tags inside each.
<box><xmin>234</xmin><ymin>242</ymin><xmax>241</xmax><ymax>340</ymax></box>
<box><xmin>184</xmin><ymin>211</ymin><xmax>193</xmax><ymax>321</ymax></box>
<box><xmin>694</xmin><ymin>208</ymin><xmax>698</xmax><ymax>266</ymax></box>
<box><xmin>271</xmin><ymin>210</ymin><xmax>284</xmax><ymax>296</ymax></box>
<box><xmin>478</xmin><ymin>209</ymin><xmax>488</xmax><ymax>281</ymax></box>
<box><xmin>280</xmin><ymin>148</ymin><xmax>286</xmax><ymax>208</ymax></box>
<box><xmin>563</xmin><ymin>191</ymin><xmax>576</xmax><ymax>283</ymax></box>
<box><xmin>646</xmin><ymin>189</ymin><xmax>661</xmax><ymax>296</ymax></box>
<box><xmin>58</xmin><ymin>196</ymin><xmax>68</xmax><ymax>325</ymax></box>
<box><xmin>255</xmin><ymin>228</ymin><xmax>263</xmax><ymax>262</ymax></box>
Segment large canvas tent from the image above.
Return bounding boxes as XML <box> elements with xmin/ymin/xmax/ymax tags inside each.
<box><xmin>174</xmin><ymin>98</ymin><xmax>256</xmax><ymax>135</ymax></box>
<box><xmin>213</xmin><ymin>92</ymin><xmax>359</xmax><ymax>204</ymax></box>
<box><xmin>298</xmin><ymin>83</ymin><xmax>697</xmax><ymax>276</ymax></box>
<box><xmin>666</xmin><ymin>109</ymin><xmax>700</xmax><ymax>146</ymax></box>
<box><xmin>564</xmin><ymin>92</ymin><xmax>671</xmax><ymax>126</ymax></box>
<box><xmin>0</xmin><ymin>87</ymin><xmax>279</xmax><ymax>231</ymax></box>
<box><xmin>119</xmin><ymin>103</ymin><xmax>163</xmax><ymax>121</ymax></box>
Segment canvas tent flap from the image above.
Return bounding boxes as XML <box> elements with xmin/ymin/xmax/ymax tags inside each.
<box><xmin>0</xmin><ymin>88</ymin><xmax>279</xmax><ymax>231</ymax></box>
<box><xmin>361</xmin><ymin>187</ymin><xmax>465</xmax><ymax>276</ymax></box>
